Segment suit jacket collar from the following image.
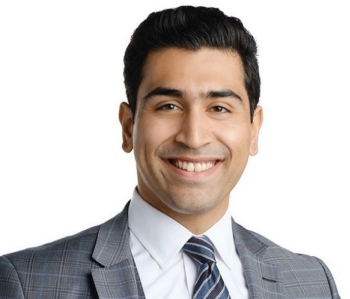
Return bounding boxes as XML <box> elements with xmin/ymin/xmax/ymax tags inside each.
<box><xmin>91</xmin><ymin>202</ymin><xmax>146</xmax><ymax>299</ymax></box>
<box><xmin>232</xmin><ymin>220</ymin><xmax>284</xmax><ymax>299</ymax></box>
<box><xmin>92</xmin><ymin>203</ymin><xmax>131</xmax><ymax>267</ymax></box>
<box><xmin>91</xmin><ymin>203</ymin><xmax>284</xmax><ymax>299</ymax></box>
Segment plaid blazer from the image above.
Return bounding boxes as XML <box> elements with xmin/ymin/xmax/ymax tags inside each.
<box><xmin>0</xmin><ymin>203</ymin><xmax>341</xmax><ymax>299</ymax></box>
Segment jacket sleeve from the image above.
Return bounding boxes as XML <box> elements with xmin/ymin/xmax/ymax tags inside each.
<box><xmin>314</xmin><ymin>257</ymin><xmax>341</xmax><ymax>299</ymax></box>
<box><xmin>0</xmin><ymin>256</ymin><xmax>25</xmax><ymax>299</ymax></box>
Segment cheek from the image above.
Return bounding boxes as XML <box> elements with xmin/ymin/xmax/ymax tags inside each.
<box><xmin>143</xmin><ymin>115</ymin><xmax>178</xmax><ymax>140</ymax></box>
<box><xmin>133</xmin><ymin>117</ymin><xmax>176</xmax><ymax>157</ymax></box>
<box><xmin>218</xmin><ymin>123</ymin><xmax>252</xmax><ymax>152</ymax></box>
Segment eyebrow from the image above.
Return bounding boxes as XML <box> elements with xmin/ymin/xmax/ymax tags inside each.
<box><xmin>205</xmin><ymin>90</ymin><xmax>242</xmax><ymax>101</ymax></box>
<box><xmin>143</xmin><ymin>87</ymin><xmax>183</xmax><ymax>100</ymax></box>
<box><xmin>143</xmin><ymin>87</ymin><xmax>242</xmax><ymax>101</ymax></box>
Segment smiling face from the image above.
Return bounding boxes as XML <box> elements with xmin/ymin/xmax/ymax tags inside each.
<box><xmin>119</xmin><ymin>47</ymin><xmax>262</xmax><ymax>232</ymax></box>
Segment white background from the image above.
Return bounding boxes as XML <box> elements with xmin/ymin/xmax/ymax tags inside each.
<box><xmin>0</xmin><ymin>0</ymin><xmax>348</xmax><ymax>297</ymax></box>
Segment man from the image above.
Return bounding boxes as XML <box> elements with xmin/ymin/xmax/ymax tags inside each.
<box><xmin>0</xmin><ymin>5</ymin><xmax>340</xmax><ymax>299</ymax></box>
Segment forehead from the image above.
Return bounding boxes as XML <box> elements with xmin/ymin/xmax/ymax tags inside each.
<box><xmin>138</xmin><ymin>47</ymin><xmax>247</xmax><ymax>102</ymax></box>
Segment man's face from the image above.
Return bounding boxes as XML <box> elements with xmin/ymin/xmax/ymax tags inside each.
<box><xmin>120</xmin><ymin>48</ymin><xmax>262</xmax><ymax>228</ymax></box>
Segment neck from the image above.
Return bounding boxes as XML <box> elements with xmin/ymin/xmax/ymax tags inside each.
<box><xmin>157</xmin><ymin>202</ymin><xmax>229</xmax><ymax>235</ymax></box>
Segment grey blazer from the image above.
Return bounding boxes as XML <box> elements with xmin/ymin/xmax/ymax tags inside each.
<box><xmin>0</xmin><ymin>203</ymin><xmax>340</xmax><ymax>299</ymax></box>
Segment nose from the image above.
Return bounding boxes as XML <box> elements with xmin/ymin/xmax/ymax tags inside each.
<box><xmin>175</xmin><ymin>108</ymin><xmax>212</xmax><ymax>149</ymax></box>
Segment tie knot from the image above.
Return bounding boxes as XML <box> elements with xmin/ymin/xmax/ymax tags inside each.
<box><xmin>183</xmin><ymin>235</ymin><xmax>216</xmax><ymax>265</ymax></box>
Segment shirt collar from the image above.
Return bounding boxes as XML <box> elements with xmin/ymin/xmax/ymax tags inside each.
<box><xmin>128</xmin><ymin>189</ymin><xmax>235</xmax><ymax>269</ymax></box>
<box><xmin>201</xmin><ymin>209</ymin><xmax>235</xmax><ymax>269</ymax></box>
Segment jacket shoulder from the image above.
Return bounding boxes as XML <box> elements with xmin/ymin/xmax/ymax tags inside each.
<box><xmin>0</xmin><ymin>255</ymin><xmax>25</xmax><ymax>299</ymax></box>
<box><xmin>4</xmin><ymin>224</ymin><xmax>100</xmax><ymax>264</ymax></box>
<box><xmin>244</xmin><ymin>227</ymin><xmax>341</xmax><ymax>299</ymax></box>
<box><xmin>248</xmin><ymin>228</ymin><xmax>325</xmax><ymax>263</ymax></box>
<box><xmin>0</xmin><ymin>224</ymin><xmax>102</xmax><ymax>298</ymax></box>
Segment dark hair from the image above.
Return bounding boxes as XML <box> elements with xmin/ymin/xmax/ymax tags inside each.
<box><xmin>123</xmin><ymin>6</ymin><xmax>260</xmax><ymax>121</ymax></box>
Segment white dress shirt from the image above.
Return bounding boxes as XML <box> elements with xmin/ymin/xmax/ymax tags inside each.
<box><xmin>128</xmin><ymin>189</ymin><xmax>249</xmax><ymax>299</ymax></box>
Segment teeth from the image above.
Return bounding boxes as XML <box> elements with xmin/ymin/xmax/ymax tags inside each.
<box><xmin>174</xmin><ymin>160</ymin><xmax>215</xmax><ymax>172</ymax></box>
<box><xmin>194</xmin><ymin>163</ymin><xmax>201</xmax><ymax>172</ymax></box>
<box><xmin>187</xmin><ymin>163</ymin><xmax>195</xmax><ymax>172</ymax></box>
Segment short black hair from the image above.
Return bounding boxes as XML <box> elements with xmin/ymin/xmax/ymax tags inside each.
<box><xmin>123</xmin><ymin>6</ymin><xmax>260</xmax><ymax>121</ymax></box>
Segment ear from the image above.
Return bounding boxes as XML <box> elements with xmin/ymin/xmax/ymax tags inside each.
<box><xmin>249</xmin><ymin>106</ymin><xmax>263</xmax><ymax>156</ymax></box>
<box><xmin>119</xmin><ymin>102</ymin><xmax>134</xmax><ymax>153</ymax></box>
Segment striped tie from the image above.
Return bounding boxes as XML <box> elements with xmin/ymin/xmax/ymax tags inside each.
<box><xmin>183</xmin><ymin>235</ymin><xmax>231</xmax><ymax>299</ymax></box>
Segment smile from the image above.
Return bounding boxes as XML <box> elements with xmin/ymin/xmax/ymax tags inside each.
<box><xmin>170</xmin><ymin>159</ymin><xmax>216</xmax><ymax>172</ymax></box>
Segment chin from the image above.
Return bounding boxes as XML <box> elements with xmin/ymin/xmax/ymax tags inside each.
<box><xmin>165</xmin><ymin>191</ymin><xmax>227</xmax><ymax>215</ymax></box>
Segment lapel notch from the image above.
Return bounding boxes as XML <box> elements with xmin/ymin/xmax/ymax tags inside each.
<box><xmin>91</xmin><ymin>202</ymin><xmax>145</xmax><ymax>299</ymax></box>
<box><xmin>232</xmin><ymin>220</ymin><xmax>285</xmax><ymax>299</ymax></box>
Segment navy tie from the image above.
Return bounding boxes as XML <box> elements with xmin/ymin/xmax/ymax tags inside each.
<box><xmin>183</xmin><ymin>235</ymin><xmax>231</xmax><ymax>299</ymax></box>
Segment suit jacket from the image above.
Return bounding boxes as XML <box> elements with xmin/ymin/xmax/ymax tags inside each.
<box><xmin>0</xmin><ymin>202</ymin><xmax>341</xmax><ymax>299</ymax></box>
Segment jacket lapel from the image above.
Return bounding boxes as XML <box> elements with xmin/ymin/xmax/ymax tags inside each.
<box><xmin>232</xmin><ymin>220</ymin><xmax>285</xmax><ymax>299</ymax></box>
<box><xmin>91</xmin><ymin>203</ymin><xmax>145</xmax><ymax>299</ymax></box>
<box><xmin>90</xmin><ymin>202</ymin><xmax>285</xmax><ymax>299</ymax></box>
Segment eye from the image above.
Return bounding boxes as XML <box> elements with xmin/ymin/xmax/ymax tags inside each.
<box><xmin>210</xmin><ymin>106</ymin><xmax>230</xmax><ymax>113</ymax></box>
<box><xmin>156</xmin><ymin>103</ymin><xmax>180</xmax><ymax>111</ymax></box>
